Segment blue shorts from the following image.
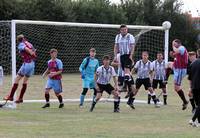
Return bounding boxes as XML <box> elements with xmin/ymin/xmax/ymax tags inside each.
<box><xmin>18</xmin><ymin>61</ymin><xmax>35</xmax><ymax>77</ymax></box>
<box><xmin>82</xmin><ymin>78</ymin><xmax>95</xmax><ymax>89</ymax></box>
<box><xmin>173</xmin><ymin>69</ymin><xmax>187</xmax><ymax>86</ymax></box>
<box><xmin>46</xmin><ymin>79</ymin><xmax>62</xmax><ymax>93</ymax></box>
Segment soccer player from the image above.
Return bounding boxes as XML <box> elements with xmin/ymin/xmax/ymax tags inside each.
<box><xmin>132</xmin><ymin>51</ymin><xmax>159</xmax><ymax>107</ymax></box>
<box><xmin>114</xmin><ymin>24</ymin><xmax>135</xmax><ymax>100</ymax></box>
<box><xmin>90</xmin><ymin>55</ymin><xmax>120</xmax><ymax>112</ymax></box>
<box><xmin>188</xmin><ymin>51</ymin><xmax>197</xmax><ymax>113</ymax></box>
<box><xmin>188</xmin><ymin>49</ymin><xmax>200</xmax><ymax>127</ymax></box>
<box><xmin>152</xmin><ymin>52</ymin><xmax>168</xmax><ymax>105</ymax></box>
<box><xmin>170</xmin><ymin>39</ymin><xmax>188</xmax><ymax>110</ymax></box>
<box><xmin>4</xmin><ymin>34</ymin><xmax>36</xmax><ymax>103</ymax></box>
<box><xmin>79</xmin><ymin>48</ymin><xmax>99</xmax><ymax>107</ymax></box>
<box><xmin>42</xmin><ymin>49</ymin><xmax>64</xmax><ymax>108</ymax></box>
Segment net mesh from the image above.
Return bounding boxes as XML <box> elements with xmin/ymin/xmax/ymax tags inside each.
<box><xmin>0</xmin><ymin>21</ymin><xmax>165</xmax><ymax>75</ymax></box>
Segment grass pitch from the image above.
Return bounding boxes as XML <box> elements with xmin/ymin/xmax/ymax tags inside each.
<box><xmin>0</xmin><ymin>74</ymin><xmax>200</xmax><ymax>138</ymax></box>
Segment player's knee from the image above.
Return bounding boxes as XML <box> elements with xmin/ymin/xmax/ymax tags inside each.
<box><xmin>81</xmin><ymin>88</ymin><xmax>88</xmax><ymax>95</ymax></box>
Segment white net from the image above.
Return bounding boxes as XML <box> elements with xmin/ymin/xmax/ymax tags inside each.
<box><xmin>0</xmin><ymin>20</ymin><xmax>167</xmax><ymax>105</ymax></box>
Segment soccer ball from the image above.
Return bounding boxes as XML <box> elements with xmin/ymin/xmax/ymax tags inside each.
<box><xmin>162</xmin><ymin>21</ymin><xmax>171</xmax><ymax>30</ymax></box>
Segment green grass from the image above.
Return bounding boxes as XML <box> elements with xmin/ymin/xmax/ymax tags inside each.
<box><xmin>0</xmin><ymin>74</ymin><xmax>199</xmax><ymax>138</ymax></box>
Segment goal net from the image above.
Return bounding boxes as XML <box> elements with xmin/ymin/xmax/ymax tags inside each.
<box><xmin>0</xmin><ymin>20</ymin><xmax>170</xmax><ymax>107</ymax></box>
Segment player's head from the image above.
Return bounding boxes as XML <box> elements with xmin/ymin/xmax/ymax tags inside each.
<box><xmin>17</xmin><ymin>34</ymin><xmax>25</xmax><ymax>43</ymax></box>
<box><xmin>197</xmin><ymin>49</ymin><xmax>200</xmax><ymax>58</ymax></box>
<box><xmin>188</xmin><ymin>51</ymin><xmax>196</xmax><ymax>62</ymax></box>
<box><xmin>142</xmin><ymin>51</ymin><xmax>149</xmax><ymax>61</ymax></box>
<box><xmin>157</xmin><ymin>52</ymin><xmax>163</xmax><ymax>61</ymax></box>
<box><xmin>89</xmin><ymin>48</ymin><xmax>96</xmax><ymax>58</ymax></box>
<box><xmin>49</xmin><ymin>48</ymin><xmax>58</xmax><ymax>59</ymax></box>
<box><xmin>120</xmin><ymin>24</ymin><xmax>128</xmax><ymax>36</ymax></box>
<box><xmin>172</xmin><ymin>39</ymin><xmax>181</xmax><ymax>48</ymax></box>
<box><xmin>102</xmin><ymin>55</ymin><xmax>111</xmax><ymax>66</ymax></box>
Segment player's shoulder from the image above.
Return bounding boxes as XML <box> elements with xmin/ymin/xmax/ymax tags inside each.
<box><xmin>93</xmin><ymin>58</ymin><xmax>99</xmax><ymax>62</ymax></box>
<box><xmin>97</xmin><ymin>65</ymin><xmax>103</xmax><ymax>71</ymax></box>
<box><xmin>127</xmin><ymin>33</ymin><xmax>134</xmax><ymax>37</ymax></box>
<box><xmin>56</xmin><ymin>58</ymin><xmax>63</xmax><ymax>63</ymax></box>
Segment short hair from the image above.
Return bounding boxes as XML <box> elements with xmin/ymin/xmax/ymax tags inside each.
<box><xmin>17</xmin><ymin>34</ymin><xmax>24</xmax><ymax>42</ymax></box>
<box><xmin>197</xmin><ymin>49</ymin><xmax>200</xmax><ymax>57</ymax></box>
<box><xmin>120</xmin><ymin>24</ymin><xmax>127</xmax><ymax>29</ymax></box>
<box><xmin>157</xmin><ymin>52</ymin><xmax>163</xmax><ymax>55</ymax></box>
<box><xmin>49</xmin><ymin>48</ymin><xmax>58</xmax><ymax>53</ymax></box>
<box><xmin>90</xmin><ymin>48</ymin><xmax>96</xmax><ymax>52</ymax></box>
<box><xmin>102</xmin><ymin>55</ymin><xmax>110</xmax><ymax>60</ymax></box>
<box><xmin>173</xmin><ymin>39</ymin><xmax>182</xmax><ymax>44</ymax></box>
<box><xmin>142</xmin><ymin>51</ymin><xmax>149</xmax><ymax>55</ymax></box>
<box><xmin>188</xmin><ymin>51</ymin><xmax>196</xmax><ymax>56</ymax></box>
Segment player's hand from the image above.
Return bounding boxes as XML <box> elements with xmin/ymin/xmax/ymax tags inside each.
<box><xmin>114</xmin><ymin>84</ymin><xmax>119</xmax><ymax>91</ymax></box>
<box><xmin>169</xmin><ymin>51</ymin><xmax>175</xmax><ymax>58</ymax></box>
<box><xmin>48</xmin><ymin>72</ymin><xmax>56</xmax><ymax>78</ymax></box>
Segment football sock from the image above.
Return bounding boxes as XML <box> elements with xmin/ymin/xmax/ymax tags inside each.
<box><xmin>177</xmin><ymin>90</ymin><xmax>188</xmax><ymax>104</ymax></box>
<box><xmin>18</xmin><ymin>83</ymin><xmax>27</xmax><ymax>100</ymax></box>
<box><xmin>9</xmin><ymin>83</ymin><xmax>18</xmax><ymax>98</ymax></box>
<box><xmin>45</xmin><ymin>93</ymin><xmax>50</xmax><ymax>103</ymax></box>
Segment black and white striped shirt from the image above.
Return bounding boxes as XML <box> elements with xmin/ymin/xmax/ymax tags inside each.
<box><xmin>115</xmin><ymin>33</ymin><xmax>135</xmax><ymax>55</ymax></box>
<box><xmin>152</xmin><ymin>60</ymin><xmax>167</xmax><ymax>80</ymax></box>
<box><xmin>134</xmin><ymin>60</ymin><xmax>153</xmax><ymax>79</ymax></box>
<box><xmin>96</xmin><ymin>65</ymin><xmax>117</xmax><ymax>85</ymax></box>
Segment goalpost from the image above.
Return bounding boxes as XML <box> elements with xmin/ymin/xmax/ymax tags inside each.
<box><xmin>0</xmin><ymin>20</ymin><xmax>170</xmax><ymax>108</ymax></box>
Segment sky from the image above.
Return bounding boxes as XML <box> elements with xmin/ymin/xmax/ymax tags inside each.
<box><xmin>110</xmin><ymin>0</ymin><xmax>200</xmax><ymax>17</ymax></box>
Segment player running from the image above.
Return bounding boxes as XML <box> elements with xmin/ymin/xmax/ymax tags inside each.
<box><xmin>42</xmin><ymin>49</ymin><xmax>64</xmax><ymax>108</ymax></box>
<box><xmin>152</xmin><ymin>52</ymin><xmax>168</xmax><ymax>105</ymax></box>
<box><xmin>132</xmin><ymin>51</ymin><xmax>160</xmax><ymax>108</ymax></box>
<box><xmin>90</xmin><ymin>55</ymin><xmax>120</xmax><ymax>112</ymax></box>
<box><xmin>79</xmin><ymin>48</ymin><xmax>99</xmax><ymax>107</ymax></box>
<box><xmin>4</xmin><ymin>34</ymin><xmax>36</xmax><ymax>103</ymax></box>
<box><xmin>170</xmin><ymin>39</ymin><xmax>188</xmax><ymax>110</ymax></box>
<box><xmin>114</xmin><ymin>24</ymin><xmax>135</xmax><ymax>101</ymax></box>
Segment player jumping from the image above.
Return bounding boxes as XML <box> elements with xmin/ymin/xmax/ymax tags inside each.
<box><xmin>114</xmin><ymin>24</ymin><xmax>135</xmax><ymax>108</ymax></box>
<box><xmin>4</xmin><ymin>34</ymin><xmax>36</xmax><ymax>103</ymax></box>
<box><xmin>79</xmin><ymin>48</ymin><xmax>99</xmax><ymax>107</ymax></box>
<box><xmin>90</xmin><ymin>55</ymin><xmax>120</xmax><ymax>112</ymax></box>
<box><xmin>170</xmin><ymin>39</ymin><xmax>188</xmax><ymax>110</ymax></box>
<box><xmin>42</xmin><ymin>49</ymin><xmax>64</xmax><ymax>108</ymax></box>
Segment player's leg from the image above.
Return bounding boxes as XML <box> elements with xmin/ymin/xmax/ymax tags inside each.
<box><xmin>53</xmin><ymin>80</ymin><xmax>64</xmax><ymax>108</ymax></box>
<box><xmin>42</xmin><ymin>78</ymin><xmax>52</xmax><ymax>108</ymax></box>
<box><xmin>15</xmin><ymin>62</ymin><xmax>35</xmax><ymax>103</ymax></box>
<box><xmin>90</xmin><ymin>80</ymin><xmax>97</xmax><ymax>102</ymax></box>
<box><xmin>190</xmin><ymin>89</ymin><xmax>200</xmax><ymax>127</ymax></box>
<box><xmin>4</xmin><ymin>75</ymin><xmax>23</xmax><ymax>101</ymax></box>
<box><xmin>151</xmin><ymin>80</ymin><xmax>158</xmax><ymax>104</ymax></box>
<box><xmin>146</xmin><ymin>79</ymin><xmax>159</xmax><ymax>107</ymax></box>
<box><xmin>188</xmin><ymin>89</ymin><xmax>196</xmax><ymax>113</ymax></box>
<box><xmin>160</xmin><ymin>81</ymin><xmax>167</xmax><ymax>105</ymax></box>
<box><xmin>90</xmin><ymin>84</ymin><xmax>103</xmax><ymax>112</ymax></box>
<box><xmin>127</xmin><ymin>79</ymin><xmax>139</xmax><ymax>109</ymax></box>
<box><xmin>173</xmin><ymin>69</ymin><xmax>188</xmax><ymax>110</ymax></box>
<box><xmin>79</xmin><ymin>79</ymin><xmax>89</xmax><ymax>107</ymax></box>
<box><xmin>15</xmin><ymin>76</ymin><xmax>29</xmax><ymax>103</ymax></box>
<box><xmin>42</xmin><ymin>88</ymin><xmax>51</xmax><ymax>108</ymax></box>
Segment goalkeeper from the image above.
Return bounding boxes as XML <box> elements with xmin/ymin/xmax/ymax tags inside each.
<box><xmin>79</xmin><ymin>48</ymin><xmax>99</xmax><ymax>107</ymax></box>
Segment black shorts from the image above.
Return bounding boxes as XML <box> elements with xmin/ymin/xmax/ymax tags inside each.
<box><xmin>118</xmin><ymin>76</ymin><xmax>125</xmax><ymax>86</ymax></box>
<box><xmin>152</xmin><ymin>79</ymin><xmax>166</xmax><ymax>89</ymax></box>
<box><xmin>136</xmin><ymin>78</ymin><xmax>151</xmax><ymax>90</ymax></box>
<box><xmin>97</xmin><ymin>83</ymin><xmax>114</xmax><ymax>95</ymax></box>
<box><xmin>120</xmin><ymin>54</ymin><xmax>132</xmax><ymax>70</ymax></box>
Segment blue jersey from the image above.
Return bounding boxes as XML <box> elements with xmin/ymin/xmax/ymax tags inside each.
<box><xmin>79</xmin><ymin>57</ymin><xmax>99</xmax><ymax>79</ymax></box>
